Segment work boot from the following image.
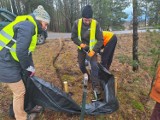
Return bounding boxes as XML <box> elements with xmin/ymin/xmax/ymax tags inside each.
<box><xmin>93</xmin><ymin>86</ymin><xmax>101</xmax><ymax>95</ymax></box>
<box><xmin>27</xmin><ymin>114</ymin><xmax>31</xmax><ymax>120</ymax></box>
<box><xmin>92</xmin><ymin>86</ymin><xmax>102</xmax><ymax>102</ymax></box>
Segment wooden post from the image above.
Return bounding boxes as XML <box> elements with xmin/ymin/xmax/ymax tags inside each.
<box><xmin>63</xmin><ymin>81</ymin><xmax>69</xmax><ymax>93</ymax></box>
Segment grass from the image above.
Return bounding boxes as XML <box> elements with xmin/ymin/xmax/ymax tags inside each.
<box><xmin>131</xmin><ymin>100</ymin><xmax>144</xmax><ymax>111</ymax></box>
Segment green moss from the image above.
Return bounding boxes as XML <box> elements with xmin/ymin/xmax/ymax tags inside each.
<box><xmin>96</xmin><ymin>115</ymin><xmax>105</xmax><ymax>120</ymax></box>
<box><xmin>61</xmin><ymin>74</ymin><xmax>75</xmax><ymax>82</ymax></box>
<box><xmin>131</xmin><ymin>100</ymin><xmax>144</xmax><ymax>111</ymax></box>
<box><xmin>116</xmin><ymin>54</ymin><xmax>132</xmax><ymax>65</ymax></box>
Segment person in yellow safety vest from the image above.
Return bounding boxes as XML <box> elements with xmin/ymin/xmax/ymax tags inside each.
<box><xmin>71</xmin><ymin>5</ymin><xmax>103</xmax><ymax>95</ymax></box>
<box><xmin>100</xmin><ymin>31</ymin><xmax>117</xmax><ymax>70</ymax></box>
<box><xmin>0</xmin><ymin>5</ymin><xmax>50</xmax><ymax>120</ymax></box>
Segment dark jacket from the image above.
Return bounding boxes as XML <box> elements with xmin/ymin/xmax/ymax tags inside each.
<box><xmin>0</xmin><ymin>15</ymin><xmax>38</xmax><ymax>83</ymax></box>
<box><xmin>71</xmin><ymin>19</ymin><xmax>103</xmax><ymax>52</ymax></box>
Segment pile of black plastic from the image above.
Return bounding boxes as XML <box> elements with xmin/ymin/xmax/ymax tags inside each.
<box><xmin>9</xmin><ymin>64</ymin><xmax>119</xmax><ymax>117</ymax></box>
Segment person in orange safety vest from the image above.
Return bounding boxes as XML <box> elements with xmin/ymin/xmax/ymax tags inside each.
<box><xmin>100</xmin><ymin>31</ymin><xmax>117</xmax><ymax>70</ymax></box>
<box><xmin>150</xmin><ymin>65</ymin><xmax>160</xmax><ymax>120</ymax></box>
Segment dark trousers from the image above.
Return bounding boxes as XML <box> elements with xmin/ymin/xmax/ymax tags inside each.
<box><xmin>150</xmin><ymin>102</ymin><xmax>160</xmax><ymax>120</ymax></box>
<box><xmin>101</xmin><ymin>35</ymin><xmax>117</xmax><ymax>70</ymax></box>
<box><xmin>78</xmin><ymin>49</ymin><xmax>99</xmax><ymax>86</ymax></box>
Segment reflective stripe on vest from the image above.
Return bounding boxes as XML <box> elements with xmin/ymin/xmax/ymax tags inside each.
<box><xmin>78</xmin><ymin>18</ymin><xmax>97</xmax><ymax>50</ymax></box>
<box><xmin>0</xmin><ymin>15</ymin><xmax>38</xmax><ymax>61</ymax></box>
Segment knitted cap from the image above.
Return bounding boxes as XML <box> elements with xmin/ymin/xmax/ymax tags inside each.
<box><xmin>33</xmin><ymin>5</ymin><xmax>50</xmax><ymax>24</ymax></box>
<box><xmin>82</xmin><ymin>5</ymin><xmax>93</xmax><ymax>18</ymax></box>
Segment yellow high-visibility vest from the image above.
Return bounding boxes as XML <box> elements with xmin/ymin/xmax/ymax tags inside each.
<box><xmin>78</xmin><ymin>18</ymin><xmax>97</xmax><ymax>50</ymax></box>
<box><xmin>0</xmin><ymin>15</ymin><xmax>38</xmax><ymax>61</ymax></box>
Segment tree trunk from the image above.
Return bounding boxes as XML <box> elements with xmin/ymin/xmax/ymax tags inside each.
<box><xmin>11</xmin><ymin>0</ymin><xmax>18</xmax><ymax>15</ymax></box>
<box><xmin>132</xmin><ymin>0</ymin><xmax>139</xmax><ymax>71</ymax></box>
<box><xmin>25</xmin><ymin>0</ymin><xmax>31</xmax><ymax>14</ymax></box>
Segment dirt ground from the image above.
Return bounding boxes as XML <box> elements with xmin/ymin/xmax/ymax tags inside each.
<box><xmin>0</xmin><ymin>32</ymin><xmax>159</xmax><ymax>120</ymax></box>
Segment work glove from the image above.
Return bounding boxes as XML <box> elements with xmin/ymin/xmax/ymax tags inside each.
<box><xmin>26</xmin><ymin>66</ymin><xmax>35</xmax><ymax>77</ymax></box>
<box><xmin>88</xmin><ymin>50</ymin><xmax>95</xmax><ymax>57</ymax></box>
<box><xmin>80</xmin><ymin>43</ymin><xmax>87</xmax><ymax>49</ymax></box>
<box><xmin>80</xmin><ymin>43</ymin><xmax>90</xmax><ymax>52</ymax></box>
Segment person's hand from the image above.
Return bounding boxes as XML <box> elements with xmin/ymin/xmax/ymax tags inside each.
<box><xmin>80</xmin><ymin>43</ymin><xmax>87</xmax><ymax>48</ymax></box>
<box><xmin>26</xmin><ymin>66</ymin><xmax>35</xmax><ymax>77</ymax></box>
<box><xmin>88</xmin><ymin>50</ymin><xmax>95</xmax><ymax>57</ymax></box>
<box><xmin>29</xmin><ymin>71</ymin><xmax>35</xmax><ymax>77</ymax></box>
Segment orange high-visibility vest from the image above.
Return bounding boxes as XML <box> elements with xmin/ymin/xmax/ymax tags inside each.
<box><xmin>150</xmin><ymin>65</ymin><xmax>160</xmax><ymax>103</ymax></box>
<box><xmin>103</xmin><ymin>31</ymin><xmax>114</xmax><ymax>46</ymax></box>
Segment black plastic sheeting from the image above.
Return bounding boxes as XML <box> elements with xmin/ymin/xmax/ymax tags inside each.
<box><xmin>85</xmin><ymin>64</ymin><xmax>119</xmax><ymax>115</ymax></box>
<box><xmin>22</xmin><ymin>64</ymin><xmax>119</xmax><ymax>115</ymax></box>
<box><xmin>9</xmin><ymin>65</ymin><xmax>119</xmax><ymax>116</ymax></box>
<box><xmin>24</xmin><ymin>76</ymin><xmax>81</xmax><ymax>114</ymax></box>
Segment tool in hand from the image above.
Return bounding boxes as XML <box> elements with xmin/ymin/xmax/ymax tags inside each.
<box><xmin>80</xmin><ymin>73</ymin><xmax>88</xmax><ymax>120</ymax></box>
<box><xmin>83</xmin><ymin>49</ymin><xmax>101</xmax><ymax>102</ymax></box>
